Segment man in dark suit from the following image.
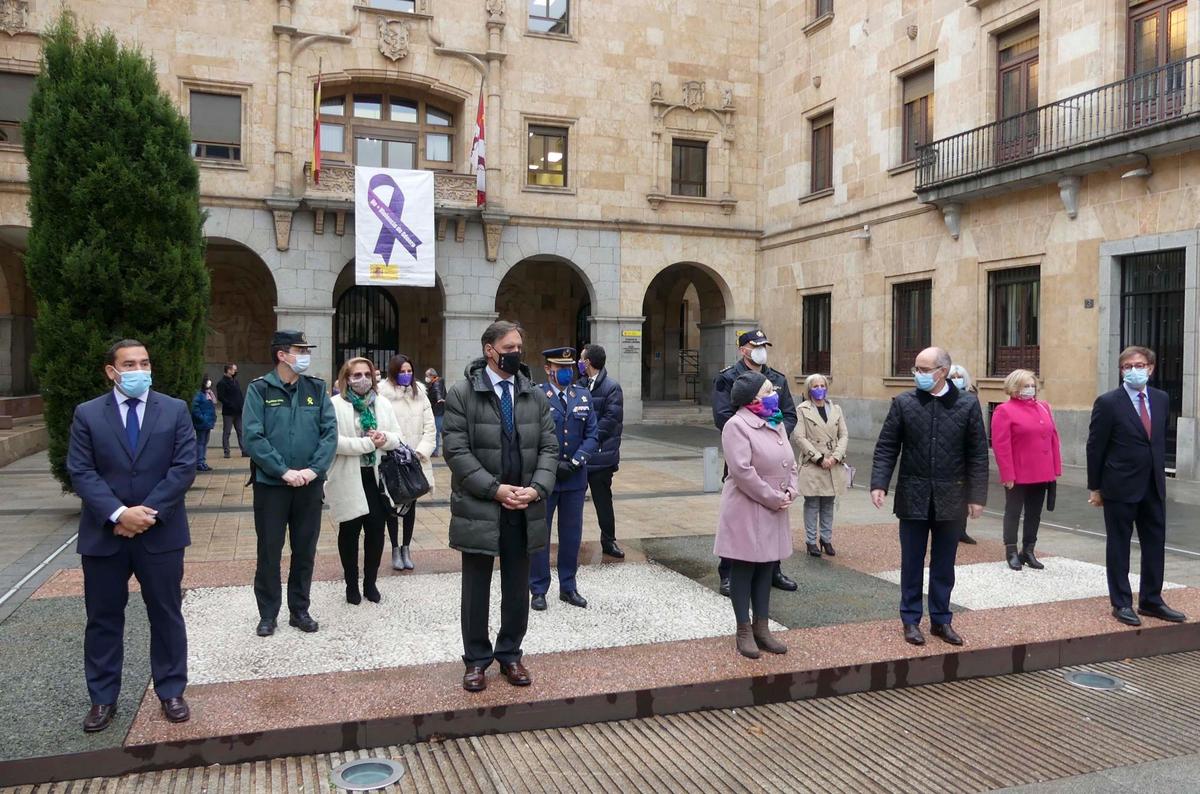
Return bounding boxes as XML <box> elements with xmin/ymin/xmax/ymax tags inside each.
<box><xmin>579</xmin><ymin>344</ymin><xmax>625</xmax><ymax>558</ymax></box>
<box><xmin>66</xmin><ymin>339</ymin><xmax>196</xmax><ymax>732</ymax></box>
<box><xmin>1086</xmin><ymin>345</ymin><xmax>1186</xmax><ymax>626</ymax></box>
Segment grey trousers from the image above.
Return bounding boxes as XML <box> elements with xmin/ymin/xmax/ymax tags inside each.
<box><xmin>803</xmin><ymin>496</ymin><xmax>836</xmax><ymax>545</ymax></box>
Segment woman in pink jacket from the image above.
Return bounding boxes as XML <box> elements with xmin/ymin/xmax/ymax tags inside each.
<box><xmin>991</xmin><ymin>369</ymin><xmax>1062</xmax><ymax>571</ymax></box>
<box><xmin>715</xmin><ymin>372</ymin><xmax>797</xmax><ymax>659</ymax></box>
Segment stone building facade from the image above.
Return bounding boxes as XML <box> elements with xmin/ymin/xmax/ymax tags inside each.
<box><xmin>2</xmin><ymin>0</ymin><xmax>1199</xmax><ymax>483</ymax></box>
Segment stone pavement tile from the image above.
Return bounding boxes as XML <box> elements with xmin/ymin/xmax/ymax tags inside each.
<box><xmin>0</xmin><ymin>597</ymin><xmax>150</xmax><ymax>762</ymax></box>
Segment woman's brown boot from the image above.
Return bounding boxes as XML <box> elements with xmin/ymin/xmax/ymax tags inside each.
<box><xmin>752</xmin><ymin>619</ymin><xmax>788</xmax><ymax>654</ymax></box>
<box><xmin>736</xmin><ymin>623</ymin><xmax>761</xmax><ymax>659</ymax></box>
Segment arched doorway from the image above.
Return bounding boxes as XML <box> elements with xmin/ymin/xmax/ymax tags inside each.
<box><xmin>495</xmin><ymin>257</ymin><xmax>593</xmax><ymax>367</ymax></box>
<box><xmin>0</xmin><ymin>225</ymin><xmax>36</xmax><ymax>397</ymax></box>
<box><xmin>332</xmin><ymin>261</ymin><xmax>445</xmax><ymax>379</ymax></box>
<box><xmin>205</xmin><ymin>238</ymin><xmax>278</xmax><ymax>384</ymax></box>
<box><xmin>641</xmin><ymin>263</ymin><xmax>729</xmax><ymax>405</ymax></box>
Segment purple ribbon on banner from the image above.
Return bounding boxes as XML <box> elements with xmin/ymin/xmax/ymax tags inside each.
<box><xmin>367</xmin><ymin>173</ymin><xmax>422</xmax><ymax>264</ymax></box>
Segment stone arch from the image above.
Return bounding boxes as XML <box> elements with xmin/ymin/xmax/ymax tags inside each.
<box><xmin>333</xmin><ymin>259</ymin><xmax>446</xmax><ymax>379</ymax></box>
<box><xmin>641</xmin><ymin>262</ymin><xmax>733</xmax><ymax>404</ymax></box>
<box><xmin>0</xmin><ymin>225</ymin><xmax>35</xmax><ymax>396</ymax></box>
<box><xmin>495</xmin><ymin>256</ymin><xmax>595</xmax><ymax>363</ymax></box>
<box><xmin>204</xmin><ymin>237</ymin><xmax>279</xmax><ymax>384</ymax></box>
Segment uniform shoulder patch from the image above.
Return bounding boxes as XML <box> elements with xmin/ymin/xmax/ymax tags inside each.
<box><xmin>719</xmin><ymin>365</ymin><xmax>734</xmax><ymax>374</ymax></box>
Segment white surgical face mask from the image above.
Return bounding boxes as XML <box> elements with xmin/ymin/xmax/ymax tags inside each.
<box><xmin>749</xmin><ymin>347</ymin><xmax>769</xmax><ymax>366</ymax></box>
<box><xmin>288</xmin><ymin>353</ymin><xmax>311</xmax><ymax>374</ymax></box>
<box><xmin>950</xmin><ymin>377</ymin><xmax>965</xmax><ymax>391</ymax></box>
<box><xmin>1018</xmin><ymin>386</ymin><xmax>1036</xmax><ymax>400</ymax></box>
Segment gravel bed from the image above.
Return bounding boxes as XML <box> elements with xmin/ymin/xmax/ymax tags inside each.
<box><xmin>183</xmin><ymin>562</ymin><xmax>781</xmax><ymax>685</ymax></box>
<box><xmin>873</xmin><ymin>557</ymin><xmax>1183</xmax><ymax>611</ymax></box>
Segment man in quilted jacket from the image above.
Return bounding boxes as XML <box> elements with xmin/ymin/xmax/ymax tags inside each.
<box><xmin>869</xmin><ymin>347</ymin><xmax>989</xmax><ymax>648</ymax></box>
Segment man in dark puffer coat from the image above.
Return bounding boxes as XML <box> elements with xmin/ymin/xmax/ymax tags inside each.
<box><xmin>870</xmin><ymin>346</ymin><xmax>989</xmax><ymax>648</ymax></box>
<box><xmin>443</xmin><ymin>321</ymin><xmax>558</xmax><ymax>693</ymax></box>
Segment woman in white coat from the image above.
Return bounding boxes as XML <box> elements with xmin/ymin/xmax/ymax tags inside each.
<box><xmin>379</xmin><ymin>353</ymin><xmax>437</xmax><ymax>571</ymax></box>
<box><xmin>328</xmin><ymin>357</ymin><xmax>402</xmax><ymax>604</ymax></box>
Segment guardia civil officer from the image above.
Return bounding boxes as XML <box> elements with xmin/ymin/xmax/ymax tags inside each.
<box><xmin>530</xmin><ymin>346</ymin><xmax>600</xmax><ymax>611</ymax></box>
<box><xmin>712</xmin><ymin>329</ymin><xmax>799</xmax><ymax>596</ymax></box>
<box><xmin>243</xmin><ymin>330</ymin><xmax>337</xmax><ymax>637</ymax></box>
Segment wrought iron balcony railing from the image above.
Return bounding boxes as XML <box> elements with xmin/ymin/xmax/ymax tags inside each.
<box><xmin>916</xmin><ymin>54</ymin><xmax>1200</xmax><ymax>191</ymax></box>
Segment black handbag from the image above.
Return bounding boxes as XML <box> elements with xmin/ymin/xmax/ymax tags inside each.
<box><xmin>378</xmin><ymin>444</ymin><xmax>430</xmax><ymax>504</ymax></box>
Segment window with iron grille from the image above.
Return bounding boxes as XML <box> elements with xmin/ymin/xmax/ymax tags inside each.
<box><xmin>810</xmin><ymin>113</ymin><xmax>833</xmax><ymax>193</ymax></box>
<box><xmin>892</xmin><ymin>280</ymin><xmax>931</xmax><ymax>376</ymax></box>
<box><xmin>988</xmin><ymin>266</ymin><xmax>1040</xmax><ymax>376</ymax></box>
<box><xmin>189</xmin><ymin>91</ymin><xmax>242</xmax><ymax>161</ymax></box>
<box><xmin>901</xmin><ymin>67</ymin><xmax>934</xmax><ymax>164</ymax></box>
<box><xmin>802</xmin><ymin>293</ymin><xmax>832</xmax><ymax>375</ymax></box>
<box><xmin>671</xmin><ymin>139</ymin><xmax>707</xmax><ymax>197</ymax></box>
<box><xmin>0</xmin><ymin>72</ymin><xmax>35</xmax><ymax>147</ymax></box>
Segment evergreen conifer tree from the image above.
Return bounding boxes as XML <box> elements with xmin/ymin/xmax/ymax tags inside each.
<box><xmin>24</xmin><ymin>12</ymin><xmax>208</xmax><ymax>489</ymax></box>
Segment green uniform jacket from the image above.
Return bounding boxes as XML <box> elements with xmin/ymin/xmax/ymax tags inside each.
<box><xmin>242</xmin><ymin>370</ymin><xmax>338</xmax><ymax>486</ymax></box>
<box><xmin>443</xmin><ymin>358</ymin><xmax>558</xmax><ymax>557</ymax></box>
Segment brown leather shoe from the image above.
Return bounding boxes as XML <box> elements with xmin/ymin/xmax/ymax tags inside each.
<box><xmin>161</xmin><ymin>696</ymin><xmax>190</xmax><ymax>723</ymax></box>
<box><xmin>462</xmin><ymin>665</ymin><xmax>487</xmax><ymax>692</ymax></box>
<box><xmin>83</xmin><ymin>703</ymin><xmax>116</xmax><ymax>733</ymax></box>
<box><xmin>499</xmin><ymin>661</ymin><xmax>532</xmax><ymax>686</ymax></box>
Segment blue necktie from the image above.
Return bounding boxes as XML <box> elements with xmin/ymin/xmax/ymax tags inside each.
<box><xmin>125</xmin><ymin>398</ymin><xmax>141</xmax><ymax>452</ymax></box>
<box><xmin>499</xmin><ymin>381</ymin><xmax>514</xmax><ymax>436</ymax></box>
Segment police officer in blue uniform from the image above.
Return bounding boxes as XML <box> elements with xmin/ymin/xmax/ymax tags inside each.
<box><xmin>530</xmin><ymin>346</ymin><xmax>600</xmax><ymax>611</ymax></box>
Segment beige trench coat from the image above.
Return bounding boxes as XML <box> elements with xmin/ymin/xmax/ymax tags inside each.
<box><xmin>794</xmin><ymin>400</ymin><xmax>849</xmax><ymax>497</ymax></box>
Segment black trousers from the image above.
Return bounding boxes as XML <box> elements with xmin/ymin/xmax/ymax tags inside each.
<box><xmin>588</xmin><ymin>467</ymin><xmax>617</xmax><ymax>545</ymax></box>
<box><xmin>1003</xmin><ymin>482</ymin><xmax>1050</xmax><ymax>547</ymax></box>
<box><xmin>221</xmin><ymin>413</ymin><xmax>244</xmax><ymax>454</ymax></box>
<box><xmin>719</xmin><ymin>557</ymin><xmax>781</xmax><ymax>580</ymax></box>
<box><xmin>728</xmin><ymin>560</ymin><xmax>773</xmax><ymax>624</ymax></box>
<box><xmin>461</xmin><ymin>509</ymin><xmax>530</xmax><ymax>668</ymax></box>
<box><xmin>253</xmin><ymin>480</ymin><xmax>324</xmax><ymax>619</ymax></box>
<box><xmin>898</xmin><ymin>506</ymin><xmax>960</xmax><ymax>626</ymax></box>
<box><xmin>82</xmin><ymin>543</ymin><xmax>187</xmax><ymax>705</ymax></box>
<box><xmin>1103</xmin><ymin>476</ymin><xmax>1167</xmax><ymax>610</ymax></box>
<box><xmin>387</xmin><ymin>502</ymin><xmax>417</xmax><ymax>548</ymax></box>
<box><xmin>338</xmin><ymin>467</ymin><xmax>387</xmax><ymax>588</ymax></box>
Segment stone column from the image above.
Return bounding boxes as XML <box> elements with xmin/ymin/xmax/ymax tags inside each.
<box><xmin>274</xmin><ymin>306</ymin><xmax>336</xmax><ymax>381</ymax></box>
<box><xmin>485</xmin><ymin>13</ymin><xmax>505</xmax><ymax>210</ymax></box>
<box><xmin>589</xmin><ymin>315</ymin><xmax>645</xmax><ymax>422</ymax></box>
<box><xmin>273</xmin><ymin>1</ymin><xmax>295</xmax><ymax>197</ymax></box>
<box><xmin>443</xmin><ymin>311</ymin><xmax>499</xmax><ymax>388</ymax></box>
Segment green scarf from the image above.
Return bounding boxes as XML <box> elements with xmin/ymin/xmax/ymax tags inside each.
<box><xmin>346</xmin><ymin>389</ymin><xmax>378</xmax><ymax>466</ymax></box>
<box><xmin>765</xmin><ymin>409</ymin><xmax>784</xmax><ymax>428</ymax></box>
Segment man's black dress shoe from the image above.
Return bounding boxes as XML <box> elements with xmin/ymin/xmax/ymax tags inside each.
<box><xmin>560</xmin><ymin>590</ymin><xmax>588</xmax><ymax>608</ymax></box>
<box><xmin>959</xmin><ymin>532</ymin><xmax>978</xmax><ymax>545</ymax></box>
<box><xmin>1112</xmin><ymin>607</ymin><xmax>1142</xmax><ymax>626</ymax></box>
<box><xmin>463</xmin><ymin>665</ymin><xmax>487</xmax><ymax>692</ymax></box>
<box><xmin>772</xmin><ymin>571</ymin><xmax>798</xmax><ymax>591</ymax></box>
<box><xmin>288</xmin><ymin>611</ymin><xmax>319</xmax><ymax>633</ymax></box>
<box><xmin>931</xmin><ymin>623</ymin><xmax>964</xmax><ymax>646</ymax></box>
<box><xmin>531</xmin><ymin>594</ymin><xmax>547</xmax><ymax>611</ymax></box>
<box><xmin>903</xmin><ymin>624</ymin><xmax>925</xmax><ymax>646</ymax></box>
<box><xmin>1138</xmin><ymin>603</ymin><xmax>1186</xmax><ymax>623</ymax></box>
<box><xmin>161</xmin><ymin>696</ymin><xmax>190</xmax><ymax>723</ymax></box>
<box><xmin>601</xmin><ymin>541</ymin><xmax>625</xmax><ymax>559</ymax></box>
<box><xmin>806</xmin><ymin>543</ymin><xmax>822</xmax><ymax>557</ymax></box>
<box><xmin>83</xmin><ymin>704</ymin><xmax>116</xmax><ymax>733</ymax></box>
<box><xmin>719</xmin><ymin>578</ymin><xmax>731</xmax><ymax>598</ymax></box>
<box><xmin>256</xmin><ymin>618</ymin><xmax>276</xmax><ymax>637</ymax></box>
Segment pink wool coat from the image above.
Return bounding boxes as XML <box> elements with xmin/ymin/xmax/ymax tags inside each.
<box><xmin>991</xmin><ymin>397</ymin><xmax>1062</xmax><ymax>485</ymax></box>
<box><xmin>714</xmin><ymin>408</ymin><xmax>798</xmax><ymax>563</ymax></box>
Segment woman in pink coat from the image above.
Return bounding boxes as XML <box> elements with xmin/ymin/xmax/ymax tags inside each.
<box><xmin>715</xmin><ymin>371</ymin><xmax>797</xmax><ymax>658</ymax></box>
<box><xmin>991</xmin><ymin>369</ymin><xmax>1062</xmax><ymax>571</ymax></box>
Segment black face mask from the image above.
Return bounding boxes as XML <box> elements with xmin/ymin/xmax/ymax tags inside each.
<box><xmin>493</xmin><ymin>349</ymin><xmax>522</xmax><ymax>376</ymax></box>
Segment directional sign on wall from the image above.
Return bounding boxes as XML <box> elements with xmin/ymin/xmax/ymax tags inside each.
<box><xmin>354</xmin><ymin>166</ymin><xmax>436</xmax><ymax>287</ymax></box>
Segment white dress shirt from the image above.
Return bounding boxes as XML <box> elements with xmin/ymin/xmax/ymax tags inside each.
<box><xmin>1123</xmin><ymin>381</ymin><xmax>1150</xmax><ymax>420</ymax></box>
<box><xmin>485</xmin><ymin>365</ymin><xmax>516</xmax><ymax>400</ymax></box>
<box><xmin>109</xmin><ymin>387</ymin><xmax>150</xmax><ymax>524</ymax></box>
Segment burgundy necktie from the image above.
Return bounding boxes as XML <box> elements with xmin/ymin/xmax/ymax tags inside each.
<box><xmin>1138</xmin><ymin>392</ymin><xmax>1151</xmax><ymax>438</ymax></box>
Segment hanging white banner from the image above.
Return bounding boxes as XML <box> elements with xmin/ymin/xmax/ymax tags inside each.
<box><xmin>354</xmin><ymin>166</ymin><xmax>436</xmax><ymax>287</ymax></box>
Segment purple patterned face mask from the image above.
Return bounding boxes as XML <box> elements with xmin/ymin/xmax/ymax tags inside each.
<box><xmin>577</xmin><ymin>360</ymin><xmax>589</xmax><ymax>376</ymax></box>
<box><xmin>811</xmin><ymin>387</ymin><xmax>827</xmax><ymax>401</ymax></box>
<box><xmin>396</xmin><ymin>373</ymin><xmax>413</xmax><ymax>386</ymax></box>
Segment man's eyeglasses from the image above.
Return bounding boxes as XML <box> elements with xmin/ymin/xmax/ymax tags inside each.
<box><xmin>911</xmin><ymin>366</ymin><xmax>943</xmax><ymax>376</ymax></box>
<box><xmin>1120</xmin><ymin>363</ymin><xmax>1150</xmax><ymax>372</ymax></box>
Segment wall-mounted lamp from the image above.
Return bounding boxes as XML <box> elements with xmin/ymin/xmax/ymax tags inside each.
<box><xmin>849</xmin><ymin>224</ymin><xmax>871</xmax><ymax>241</ymax></box>
<box><xmin>1121</xmin><ymin>153</ymin><xmax>1152</xmax><ymax>179</ymax></box>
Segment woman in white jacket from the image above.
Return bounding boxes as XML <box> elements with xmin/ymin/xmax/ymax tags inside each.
<box><xmin>378</xmin><ymin>353</ymin><xmax>437</xmax><ymax>571</ymax></box>
<box><xmin>328</xmin><ymin>357</ymin><xmax>402</xmax><ymax>604</ymax></box>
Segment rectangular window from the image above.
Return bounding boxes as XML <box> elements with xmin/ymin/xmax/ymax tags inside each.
<box><xmin>1127</xmin><ymin>0</ymin><xmax>1187</xmax><ymax>127</ymax></box>
<box><xmin>368</xmin><ymin>0</ymin><xmax>417</xmax><ymax>12</ymax></box>
<box><xmin>529</xmin><ymin>0</ymin><xmax>569</xmax><ymax>34</ymax></box>
<box><xmin>901</xmin><ymin>67</ymin><xmax>934</xmax><ymax>165</ymax></box>
<box><xmin>0</xmin><ymin>72</ymin><xmax>35</xmax><ymax>146</ymax></box>
<box><xmin>527</xmin><ymin>124</ymin><xmax>568</xmax><ymax>187</ymax></box>
<box><xmin>189</xmin><ymin>91</ymin><xmax>242</xmax><ymax>161</ymax></box>
<box><xmin>355</xmin><ymin>136</ymin><xmax>416</xmax><ymax>169</ymax></box>
<box><xmin>988</xmin><ymin>266</ymin><xmax>1040</xmax><ymax>376</ymax></box>
<box><xmin>670</xmin><ymin>139</ymin><xmax>707</xmax><ymax>197</ymax></box>
<box><xmin>425</xmin><ymin>132</ymin><xmax>452</xmax><ymax>162</ymax></box>
<box><xmin>816</xmin><ymin>0</ymin><xmax>833</xmax><ymax>17</ymax></box>
<box><xmin>802</xmin><ymin>293</ymin><xmax>832</xmax><ymax>375</ymax></box>
<box><xmin>892</xmin><ymin>280</ymin><xmax>932</xmax><ymax>376</ymax></box>
<box><xmin>810</xmin><ymin>113</ymin><xmax>833</xmax><ymax>193</ymax></box>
